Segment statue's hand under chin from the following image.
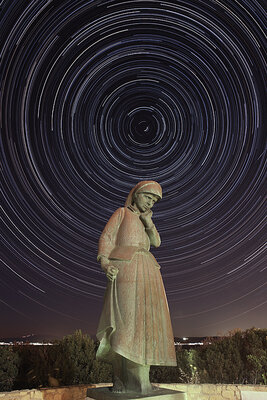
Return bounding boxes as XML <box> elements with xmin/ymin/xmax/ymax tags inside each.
<box><xmin>139</xmin><ymin>209</ymin><xmax>154</xmax><ymax>229</ymax></box>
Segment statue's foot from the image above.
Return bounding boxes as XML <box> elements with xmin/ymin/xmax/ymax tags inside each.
<box><xmin>110</xmin><ymin>376</ymin><xmax>126</xmax><ymax>393</ymax></box>
<box><xmin>139</xmin><ymin>383</ymin><xmax>153</xmax><ymax>395</ymax></box>
<box><xmin>111</xmin><ymin>387</ymin><xmax>126</xmax><ymax>393</ymax></box>
<box><xmin>125</xmin><ymin>381</ymin><xmax>154</xmax><ymax>395</ymax></box>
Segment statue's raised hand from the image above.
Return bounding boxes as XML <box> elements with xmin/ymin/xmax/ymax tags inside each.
<box><xmin>139</xmin><ymin>209</ymin><xmax>154</xmax><ymax>229</ymax></box>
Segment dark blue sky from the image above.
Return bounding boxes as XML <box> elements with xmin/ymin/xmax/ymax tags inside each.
<box><xmin>1</xmin><ymin>0</ymin><xmax>266</xmax><ymax>339</ymax></box>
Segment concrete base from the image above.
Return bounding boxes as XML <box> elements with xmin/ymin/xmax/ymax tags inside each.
<box><xmin>241</xmin><ymin>392</ymin><xmax>267</xmax><ymax>400</ymax></box>
<box><xmin>86</xmin><ymin>386</ymin><xmax>187</xmax><ymax>400</ymax></box>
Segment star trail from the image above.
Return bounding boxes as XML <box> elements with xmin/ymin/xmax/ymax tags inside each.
<box><xmin>1</xmin><ymin>0</ymin><xmax>266</xmax><ymax>338</ymax></box>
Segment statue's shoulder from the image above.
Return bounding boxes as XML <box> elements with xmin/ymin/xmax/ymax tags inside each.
<box><xmin>113</xmin><ymin>207</ymin><xmax>133</xmax><ymax>222</ymax></box>
<box><xmin>115</xmin><ymin>207</ymin><xmax>126</xmax><ymax>215</ymax></box>
<box><xmin>112</xmin><ymin>207</ymin><xmax>124</xmax><ymax>213</ymax></box>
<box><xmin>111</xmin><ymin>207</ymin><xmax>134</xmax><ymax>222</ymax></box>
<box><xmin>110</xmin><ymin>207</ymin><xmax>126</xmax><ymax>222</ymax></box>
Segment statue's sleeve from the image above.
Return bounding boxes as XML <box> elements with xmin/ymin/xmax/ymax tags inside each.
<box><xmin>97</xmin><ymin>208</ymin><xmax>124</xmax><ymax>261</ymax></box>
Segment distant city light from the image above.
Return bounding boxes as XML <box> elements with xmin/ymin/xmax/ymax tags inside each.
<box><xmin>0</xmin><ymin>342</ymin><xmax>52</xmax><ymax>346</ymax></box>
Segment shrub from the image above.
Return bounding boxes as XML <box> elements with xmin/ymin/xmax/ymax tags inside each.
<box><xmin>89</xmin><ymin>359</ymin><xmax>112</xmax><ymax>383</ymax></box>
<box><xmin>0</xmin><ymin>346</ymin><xmax>20</xmax><ymax>391</ymax></box>
<box><xmin>195</xmin><ymin>328</ymin><xmax>267</xmax><ymax>384</ymax></box>
<box><xmin>150</xmin><ymin>346</ymin><xmax>195</xmax><ymax>383</ymax></box>
<box><xmin>55</xmin><ymin>330</ymin><xmax>96</xmax><ymax>385</ymax></box>
<box><xmin>242</xmin><ymin>328</ymin><xmax>267</xmax><ymax>384</ymax></box>
<box><xmin>14</xmin><ymin>344</ymin><xmax>60</xmax><ymax>389</ymax></box>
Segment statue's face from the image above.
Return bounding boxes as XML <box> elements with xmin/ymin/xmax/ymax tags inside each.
<box><xmin>133</xmin><ymin>192</ymin><xmax>159</xmax><ymax>213</ymax></box>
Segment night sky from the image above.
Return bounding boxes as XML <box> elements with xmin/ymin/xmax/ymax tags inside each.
<box><xmin>1</xmin><ymin>0</ymin><xmax>266</xmax><ymax>339</ymax></box>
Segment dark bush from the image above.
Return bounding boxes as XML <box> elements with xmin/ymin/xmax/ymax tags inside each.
<box><xmin>89</xmin><ymin>359</ymin><xmax>112</xmax><ymax>383</ymax></box>
<box><xmin>195</xmin><ymin>328</ymin><xmax>267</xmax><ymax>385</ymax></box>
<box><xmin>55</xmin><ymin>329</ymin><xmax>96</xmax><ymax>385</ymax></box>
<box><xmin>150</xmin><ymin>347</ymin><xmax>196</xmax><ymax>383</ymax></box>
<box><xmin>0</xmin><ymin>346</ymin><xmax>20</xmax><ymax>391</ymax></box>
<box><xmin>14</xmin><ymin>344</ymin><xmax>59</xmax><ymax>389</ymax></box>
<box><xmin>13</xmin><ymin>330</ymin><xmax>97</xmax><ymax>388</ymax></box>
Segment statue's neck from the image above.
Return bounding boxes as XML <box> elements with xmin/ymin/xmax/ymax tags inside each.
<box><xmin>127</xmin><ymin>205</ymin><xmax>141</xmax><ymax>215</ymax></box>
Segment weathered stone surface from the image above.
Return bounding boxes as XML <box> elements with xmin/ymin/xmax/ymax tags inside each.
<box><xmin>154</xmin><ymin>384</ymin><xmax>189</xmax><ymax>394</ymax></box>
<box><xmin>202</xmin><ymin>385</ymin><xmax>219</xmax><ymax>394</ymax></box>
<box><xmin>221</xmin><ymin>390</ymin><xmax>236</xmax><ymax>399</ymax></box>
<box><xmin>86</xmin><ymin>386</ymin><xmax>186</xmax><ymax>400</ymax></box>
<box><xmin>187</xmin><ymin>394</ymin><xmax>204</xmax><ymax>400</ymax></box>
<box><xmin>16</xmin><ymin>394</ymin><xmax>28</xmax><ymax>399</ymax></box>
<box><xmin>0</xmin><ymin>389</ymin><xmax>43</xmax><ymax>400</ymax></box>
<box><xmin>187</xmin><ymin>385</ymin><xmax>202</xmax><ymax>393</ymax></box>
<box><xmin>42</xmin><ymin>393</ymin><xmax>53</xmax><ymax>400</ymax></box>
<box><xmin>41</xmin><ymin>385</ymin><xmax>91</xmax><ymax>400</ymax></box>
<box><xmin>240</xmin><ymin>392</ymin><xmax>267</xmax><ymax>400</ymax></box>
<box><xmin>239</xmin><ymin>385</ymin><xmax>267</xmax><ymax>392</ymax></box>
<box><xmin>225</xmin><ymin>386</ymin><xmax>237</xmax><ymax>392</ymax></box>
<box><xmin>1</xmin><ymin>383</ymin><xmax>267</xmax><ymax>400</ymax></box>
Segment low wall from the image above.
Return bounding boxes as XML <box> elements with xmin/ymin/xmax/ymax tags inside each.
<box><xmin>0</xmin><ymin>384</ymin><xmax>110</xmax><ymax>400</ymax></box>
<box><xmin>0</xmin><ymin>383</ymin><xmax>266</xmax><ymax>400</ymax></box>
<box><xmin>156</xmin><ymin>383</ymin><xmax>267</xmax><ymax>400</ymax></box>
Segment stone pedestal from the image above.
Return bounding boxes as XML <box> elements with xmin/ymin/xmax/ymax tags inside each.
<box><xmin>86</xmin><ymin>386</ymin><xmax>187</xmax><ymax>400</ymax></box>
<box><xmin>241</xmin><ymin>392</ymin><xmax>267</xmax><ymax>400</ymax></box>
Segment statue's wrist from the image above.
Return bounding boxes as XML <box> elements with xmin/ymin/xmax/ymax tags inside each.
<box><xmin>101</xmin><ymin>264</ymin><xmax>110</xmax><ymax>273</ymax></box>
<box><xmin>145</xmin><ymin>223</ymin><xmax>155</xmax><ymax>230</ymax></box>
<box><xmin>98</xmin><ymin>255</ymin><xmax>109</xmax><ymax>268</ymax></box>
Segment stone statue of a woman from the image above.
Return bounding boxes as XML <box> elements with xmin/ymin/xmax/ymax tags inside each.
<box><xmin>96</xmin><ymin>181</ymin><xmax>176</xmax><ymax>394</ymax></box>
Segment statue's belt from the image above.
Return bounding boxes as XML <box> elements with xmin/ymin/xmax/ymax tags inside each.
<box><xmin>108</xmin><ymin>246</ymin><xmax>160</xmax><ymax>268</ymax></box>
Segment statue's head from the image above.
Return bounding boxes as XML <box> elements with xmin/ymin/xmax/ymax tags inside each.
<box><xmin>132</xmin><ymin>192</ymin><xmax>159</xmax><ymax>213</ymax></box>
<box><xmin>125</xmin><ymin>181</ymin><xmax>162</xmax><ymax>210</ymax></box>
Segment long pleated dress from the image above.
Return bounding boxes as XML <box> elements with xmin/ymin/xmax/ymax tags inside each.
<box><xmin>96</xmin><ymin>206</ymin><xmax>176</xmax><ymax>366</ymax></box>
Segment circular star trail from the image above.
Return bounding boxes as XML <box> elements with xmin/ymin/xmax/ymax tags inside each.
<box><xmin>1</xmin><ymin>0</ymin><xmax>266</xmax><ymax>338</ymax></box>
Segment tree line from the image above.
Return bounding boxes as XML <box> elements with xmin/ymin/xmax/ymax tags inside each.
<box><xmin>0</xmin><ymin>328</ymin><xmax>266</xmax><ymax>392</ymax></box>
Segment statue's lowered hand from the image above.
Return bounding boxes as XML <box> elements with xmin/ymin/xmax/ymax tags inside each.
<box><xmin>105</xmin><ymin>265</ymin><xmax>119</xmax><ymax>281</ymax></box>
<box><xmin>100</xmin><ymin>256</ymin><xmax>119</xmax><ymax>281</ymax></box>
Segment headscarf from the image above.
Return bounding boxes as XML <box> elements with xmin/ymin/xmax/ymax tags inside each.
<box><xmin>125</xmin><ymin>181</ymin><xmax>162</xmax><ymax>207</ymax></box>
